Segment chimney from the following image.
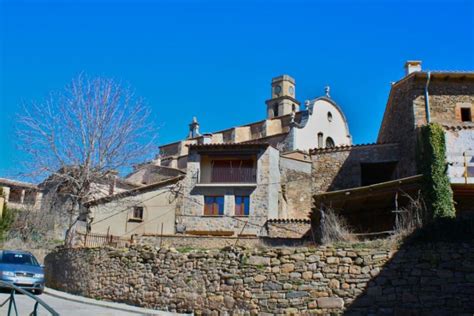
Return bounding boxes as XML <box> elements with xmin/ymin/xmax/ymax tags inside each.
<box><xmin>202</xmin><ymin>134</ymin><xmax>212</xmax><ymax>144</ymax></box>
<box><xmin>404</xmin><ymin>60</ymin><xmax>422</xmax><ymax>76</ymax></box>
<box><xmin>188</xmin><ymin>117</ymin><xmax>200</xmax><ymax>139</ymax></box>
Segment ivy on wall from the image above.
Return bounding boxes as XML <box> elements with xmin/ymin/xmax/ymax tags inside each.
<box><xmin>418</xmin><ymin>123</ymin><xmax>456</xmax><ymax>219</ymax></box>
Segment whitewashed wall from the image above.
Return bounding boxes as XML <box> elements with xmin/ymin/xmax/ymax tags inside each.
<box><xmin>293</xmin><ymin>98</ymin><xmax>352</xmax><ymax>151</ymax></box>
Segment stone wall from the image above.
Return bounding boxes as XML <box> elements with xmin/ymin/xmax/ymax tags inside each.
<box><xmin>377</xmin><ymin>76</ymin><xmax>419</xmax><ymax>179</ymax></box>
<box><xmin>415</xmin><ymin>79</ymin><xmax>474</xmax><ymax>127</ymax></box>
<box><xmin>137</xmin><ymin>235</ymin><xmax>312</xmax><ymax>249</ymax></box>
<box><xmin>45</xmin><ymin>241</ymin><xmax>474</xmax><ymax>315</ymax></box>
<box><xmin>311</xmin><ymin>143</ymin><xmax>400</xmax><ymax>193</ymax></box>
<box><xmin>265</xmin><ymin>219</ymin><xmax>311</xmax><ymax>239</ymax></box>
<box><xmin>279</xmin><ymin>157</ymin><xmax>312</xmax><ymax>219</ymax></box>
<box><xmin>377</xmin><ymin>75</ymin><xmax>474</xmax><ymax>180</ymax></box>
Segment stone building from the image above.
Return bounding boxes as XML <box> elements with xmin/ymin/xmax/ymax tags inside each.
<box><xmin>312</xmin><ymin>61</ymin><xmax>474</xmax><ymax>233</ymax></box>
<box><xmin>87</xmin><ymin>75</ymin><xmax>351</xmax><ymax>238</ymax></box>
<box><xmin>86</xmin><ymin>62</ymin><xmax>474</xmax><ymax>239</ymax></box>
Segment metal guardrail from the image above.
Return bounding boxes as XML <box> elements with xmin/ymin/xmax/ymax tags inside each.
<box><xmin>0</xmin><ymin>281</ymin><xmax>58</xmax><ymax>316</ymax></box>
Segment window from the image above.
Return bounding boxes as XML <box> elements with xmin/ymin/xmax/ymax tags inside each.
<box><xmin>317</xmin><ymin>132</ymin><xmax>324</xmax><ymax>148</ymax></box>
<box><xmin>204</xmin><ymin>196</ymin><xmax>224</xmax><ymax>216</ymax></box>
<box><xmin>0</xmin><ymin>253</ymin><xmax>39</xmax><ymax>266</ymax></box>
<box><xmin>327</xmin><ymin>111</ymin><xmax>333</xmax><ymax>122</ymax></box>
<box><xmin>461</xmin><ymin>108</ymin><xmax>472</xmax><ymax>122</ymax></box>
<box><xmin>325</xmin><ymin>137</ymin><xmax>335</xmax><ymax>148</ymax></box>
<box><xmin>273</xmin><ymin>104</ymin><xmax>279</xmax><ymax>117</ymax></box>
<box><xmin>131</xmin><ymin>206</ymin><xmax>144</xmax><ymax>220</ymax></box>
<box><xmin>235</xmin><ymin>196</ymin><xmax>250</xmax><ymax>216</ymax></box>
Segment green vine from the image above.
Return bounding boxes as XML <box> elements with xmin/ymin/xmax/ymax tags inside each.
<box><xmin>418</xmin><ymin>123</ymin><xmax>455</xmax><ymax>219</ymax></box>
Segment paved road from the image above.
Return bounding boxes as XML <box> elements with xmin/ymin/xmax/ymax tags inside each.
<box><xmin>0</xmin><ymin>290</ymin><xmax>178</xmax><ymax>316</ymax></box>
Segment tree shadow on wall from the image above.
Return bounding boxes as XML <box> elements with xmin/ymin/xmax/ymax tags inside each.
<box><xmin>344</xmin><ymin>218</ymin><xmax>474</xmax><ymax>316</ymax></box>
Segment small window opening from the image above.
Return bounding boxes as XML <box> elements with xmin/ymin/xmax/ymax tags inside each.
<box><xmin>327</xmin><ymin>111</ymin><xmax>333</xmax><ymax>122</ymax></box>
<box><xmin>273</xmin><ymin>104</ymin><xmax>279</xmax><ymax>117</ymax></box>
<box><xmin>317</xmin><ymin>132</ymin><xmax>324</xmax><ymax>148</ymax></box>
<box><xmin>326</xmin><ymin>137</ymin><xmax>335</xmax><ymax>148</ymax></box>
<box><xmin>461</xmin><ymin>108</ymin><xmax>472</xmax><ymax>122</ymax></box>
<box><xmin>131</xmin><ymin>206</ymin><xmax>144</xmax><ymax>221</ymax></box>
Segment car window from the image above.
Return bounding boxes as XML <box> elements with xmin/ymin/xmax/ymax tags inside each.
<box><xmin>0</xmin><ymin>253</ymin><xmax>39</xmax><ymax>266</ymax></box>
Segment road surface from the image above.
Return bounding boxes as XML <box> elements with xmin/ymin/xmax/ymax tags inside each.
<box><xmin>0</xmin><ymin>289</ymin><xmax>179</xmax><ymax>316</ymax></box>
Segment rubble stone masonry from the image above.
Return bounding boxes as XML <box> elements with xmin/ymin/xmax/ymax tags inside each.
<box><xmin>377</xmin><ymin>75</ymin><xmax>474</xmax><ymax>179</ymax></box>
<box><xmin>311</xmin><ymin>143</ymin><xmax>400</xmax><ymax>193</ymax></box>
<box><xmin>45</xmin><ymin>242</ymin><xmax>474</xmax><ymax>315</ymax></box>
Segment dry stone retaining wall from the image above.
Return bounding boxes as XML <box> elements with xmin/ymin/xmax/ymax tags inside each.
<box><xmin>45</xmin><ymin>242</ymin><xmax>474</xmax><ymax>315</ymax></box>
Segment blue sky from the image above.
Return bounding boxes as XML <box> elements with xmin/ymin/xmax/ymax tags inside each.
<box><xmin>1</xmin><ymin>0</ymin><xmax>473</xmax><ymax>178</ymax></box>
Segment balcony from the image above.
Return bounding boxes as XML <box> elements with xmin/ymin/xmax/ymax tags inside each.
<box><xmin>197</xmin><ymin>159</ymin><xmax>257</xmax><ymax>187</ymax></box>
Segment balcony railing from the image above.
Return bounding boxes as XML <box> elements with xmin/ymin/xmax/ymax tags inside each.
<box><xmin>200</xmin><ymin>167</ymin><xmax>257</xmax><ymax>184</ymax></box>
<box><xmin>447</xmin><ymin>151</ymin><xmax>474</xmax><ymax>184</ymax></box>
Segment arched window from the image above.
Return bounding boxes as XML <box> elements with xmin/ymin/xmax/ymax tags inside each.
<box><xmin>317</xmin><ymin>132</ymin><xmax>323</xmax><ymax>148</ymax></box>
<box><xmin>326</xmin><ymin>137</ymin><xmax>335</xmax><ymax>148</ymax></box>
<box><xmin>327</xmin><ymin>111</ymin><xmax>333</xmax><ymax>122</ymax></box>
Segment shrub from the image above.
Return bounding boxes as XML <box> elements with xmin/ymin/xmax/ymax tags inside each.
<box><xmin>318</xmin><ymin>208</ymin><xmax>356</xmax><ymax>245</ymax></box>
<box><xmin>418</xmin><ymin>123</ymin><xmax>455</xmax><ymax>219</ymax></box>
<box><xmin>393</xmin><ymin>191</ymin><xmax>427</xmax><ymax>237</ymax></box>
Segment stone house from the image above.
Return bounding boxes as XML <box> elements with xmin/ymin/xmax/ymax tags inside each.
<box><xmin>312</xmin><ymin>61</ymin><xmax>474</xmax><ymax>233</ymax></box>
<box><xmin>179</xmin><ymin>143</ymin><xmax>280</xmax><ymax>236</ymax></box>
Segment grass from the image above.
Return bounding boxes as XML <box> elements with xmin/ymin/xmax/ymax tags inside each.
<box><xmin>176</xmin><ymin>246</ymin><xmax>194</xmax><ymax>253</ymax></box>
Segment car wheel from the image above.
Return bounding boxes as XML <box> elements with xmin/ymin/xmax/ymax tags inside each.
<box><xmin>34</xmin><ymin>289</ymin><xmax>43</xmax><ymax>295</ymax></box>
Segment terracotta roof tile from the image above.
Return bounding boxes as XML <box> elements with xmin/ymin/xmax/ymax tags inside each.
<box><xmin>309</xmin><ymin>142</ymin><xmax>398</xmax><ymax>155</ymax></box>
<box><xmin>266</xmin><ymin>218</ymin><xmax>311</xmax><ymax>224</ymax></box>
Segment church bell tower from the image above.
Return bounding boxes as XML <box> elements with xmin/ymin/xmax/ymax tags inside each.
<box><xmin>265</xmin><ymin>75</ymin><xmax>300</xmax><ymax>118</ymax></box>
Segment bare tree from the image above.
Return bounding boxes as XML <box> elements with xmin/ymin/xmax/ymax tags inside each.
<box><xmin>17</xmin><ymin>74</ymin><xmax>157</xmax><ymax>244</ymax></box>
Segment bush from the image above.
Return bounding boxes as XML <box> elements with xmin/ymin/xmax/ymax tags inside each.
<box><xmin>393</xmin><ymin>192</ymin><xmax>427</xmax><ymax>237</ymax></box>
<box><xmin>418</xmin><ymin>123</ymin><xmax>455</xmax><ymax>219</ymax></box>
<box><xmin>318</xmin><ymin>208</ymin><xmax>356</xmax><ymax>245</ymax></box>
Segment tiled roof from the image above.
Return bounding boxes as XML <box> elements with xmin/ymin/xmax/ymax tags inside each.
<box><xmin>85</xmin><ymin>175</ymin><xmax>184</xmax><ymax>207</ymax></box>
<box><xmin>267</xmin><ymin>218</ymin><xmax>311</xmax><ymax>224</ymax></box>
<box><xmin>188</xmin><ymin>142</ymin><xmax>269</xmax><ymax>150</ymax></box>
<box><xmin>442</xmin><ymin>124</ymin><xmax>474</xmax><ymax>131</ymax></box>
<box><xmin>309</xmin><ymin>142</ymin><xmax>398</xmax><ymax>155</ymax></box>
<box><xmin>0</xmin><ymin>178</ymin><xmax>38</xmax><ymax>189</ymax></box>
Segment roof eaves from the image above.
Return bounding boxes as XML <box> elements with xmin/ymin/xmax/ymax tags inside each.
<box><xmin>86</xmin><ymin>175</ymin><xmax>184</xmax><ymax>207</ymax></box>
<box><xmin>313</xmin><ymin>174</ymin><xmax>423</xmax><ymax>199</ymax></box>
<box><xmin>309</xmin><ymin>142</ymin><xmax>398</xmax><ymax>155</ymax></box>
